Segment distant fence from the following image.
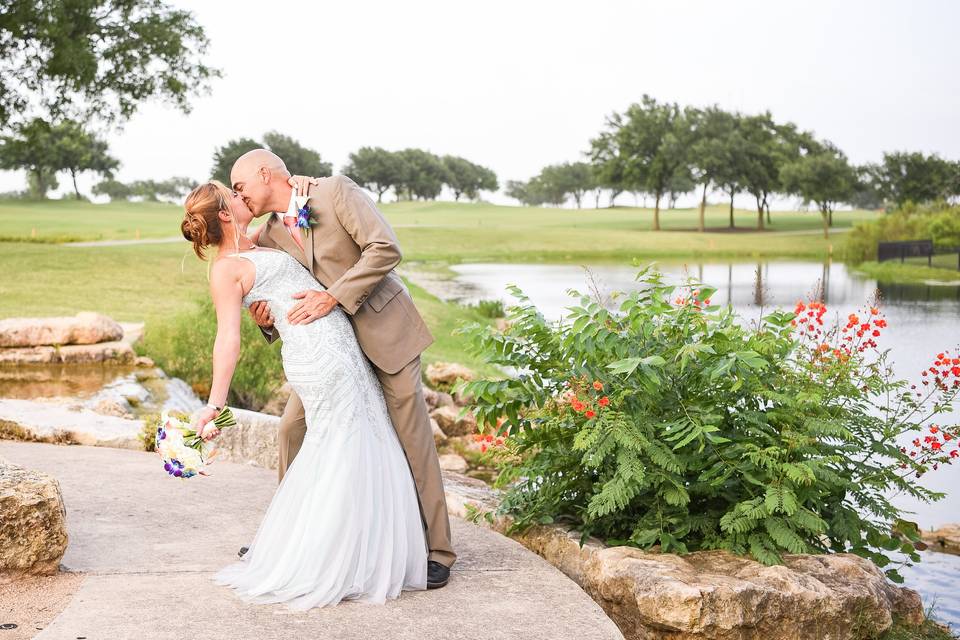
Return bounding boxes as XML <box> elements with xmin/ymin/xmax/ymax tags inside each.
<box><xmin>878</xmin><ymin>239</ymin><xmax>960</xmax><ymax>270</ymax></box>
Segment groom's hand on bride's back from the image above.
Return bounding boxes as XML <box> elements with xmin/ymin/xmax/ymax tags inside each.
<box><xmin>288</xmin><ymin>290</ymin><xmax>338</xmax><ymax>324</ymax></box>
<box><xmin>249</xmin><ymin>301</ymin><xmax>275</xmax><ymax>329</ymax></box>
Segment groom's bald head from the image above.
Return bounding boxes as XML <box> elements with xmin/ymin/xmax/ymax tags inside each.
<box><xmin>230</xmin><ymin>149</ymin><xmax>292</xmax><ymax>217</ymax></box>
<box><xmin>230</xmin><ymin>149</ymin><xmax>289</xmax><ymax>186</ymax></box>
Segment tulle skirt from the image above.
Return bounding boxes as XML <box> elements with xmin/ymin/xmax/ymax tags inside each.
<box><xmin>212</xmin><ymin>410</ymin><xmax>428</xmax><ymax>609</ymax></box>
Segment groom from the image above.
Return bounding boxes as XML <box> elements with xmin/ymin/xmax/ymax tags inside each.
<box><xmin>229</xmin><ymin>149</ymin><xmax>455</xmax><ymax>588</ymax></box>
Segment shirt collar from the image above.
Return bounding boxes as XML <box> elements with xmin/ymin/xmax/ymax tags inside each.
<box><xmin>275</xmin><ymin>189</ymin><xmax>298</xmax><ymax>223</ymax></box>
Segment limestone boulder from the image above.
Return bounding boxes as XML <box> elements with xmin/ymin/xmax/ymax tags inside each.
<box><xmin>0</xmin><ymin>398</ymin><xmax>143</xmax><ymax>449</ymax></box>
<box><xmin>0</xmin><ymin>312</ymin><xmax>123</xmax><ymax>347</ymax></box>
<box><xmin>441</xmin><ymin>473</ymin><xmax>925</xmax><ymax>640</ymax></box>
<box><xmin>438</xmin><ymin>453</ymin><xmax>468</xmax><ymax>473</ymax></box>
<box><xmin>0</xmin><ymin>341</ymin><xmax>135</xmax><ymax>365</ymax></box>
<box><xmin>212</xmin><ymin>409</ymin><xmax>281</xmax><ymax>470</ymax></box>
<box><xmin>430</xmin><ymin>405</ymin><xmax>477</xmax><ymax>437</ymax></box>
<box><xmin>425</xmin><ymin>362</ymin><xmax>476</xmax><ymax>387</ymax></box>
<box><xmin>431</xmin><ymin>417</ymin><xmax>447</xmax><ymax>446</ymax></box>
<box><xmin>921</xmin><ymin>523</ymin><xmax>960</xmax><ymax>556</ymax></box>
<box><xmin>0</xmin><ymin>457</ymin><xmax>68</xmax><ymax>581</ymax></box>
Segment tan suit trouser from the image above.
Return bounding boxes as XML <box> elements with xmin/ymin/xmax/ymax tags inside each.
<box><xmin>276</xmin><ymin>355</ymin><xmax>456</xmax><ymax>568</ymax></box>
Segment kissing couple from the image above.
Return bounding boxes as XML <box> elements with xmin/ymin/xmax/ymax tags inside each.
<box><xmin>179</xmin><ymin>149</ymin><xmax>455</xmax><ymax>609</ymax></box>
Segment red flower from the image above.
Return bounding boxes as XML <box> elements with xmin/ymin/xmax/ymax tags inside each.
<box><xmin>931</xmin><ymin>426</ymin><xmax>939</xmax><ymax>433</ymax></box>
<box><xmin>593</xmin><ymin>380</ymin><xmax>603</xmax><ymax>391</ymax></box>
<box><xmin>953</xmin><ymin>367</ymin><xmax>960</xmax><ymax>377</ymax></box>
<box><xmin>485</xmin><ymin>434</ymin><xmax>494</xmax><ymax>443</ymax></box>
<box><xmin>481</xmin><ymin>444</ymin><xmax>488</xmax><ymax>453</ymax></box>
<box><xmin>598</xmin><ymin>396</ymin><xmax>610</xmax><ymax>407</ymax></box>
<box><xmin>951</xmin><ymin>450</ymin><xmax>959</xmax><ymax>459</ymax></box>
<box><xmin>931</xmin><ymin>441</ymin><xmax>942</xmax><ymax>451</ymax></box>
<box><xmin>585</xmin><ymin>410</ymin><xmax>596</xmax><ymax>419</ymax></box>
<box><xmin>872</xmin><ymin>330</ymin><xmax>880</xmax><ymax>337</ymax></box>
<box><xmin>571</xmin><ymin>400</ymin><xmax>585</xmax><ymax>412</ymax></box>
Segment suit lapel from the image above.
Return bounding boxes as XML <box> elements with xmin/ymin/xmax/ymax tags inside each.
<box><xmin>267</xmin><ymin>217</ymin><xmax>309</xmax><ymax>270</ymax></box>
<box><xmin>303</xmin><ymin>218</ymin><xmax>315</xmax><ymax>271</ymax></box>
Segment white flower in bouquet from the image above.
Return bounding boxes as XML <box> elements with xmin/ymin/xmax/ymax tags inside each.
<box><xmin>155</xmin><ymin>408</ymin><xmax>237</xmax><ymax>479</ymax></box>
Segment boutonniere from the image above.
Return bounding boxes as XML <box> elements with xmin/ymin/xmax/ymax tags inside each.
<box><xmin>294</xmin><ymin>195</ymin><xmax>315</xmax><ymax>231</ymax></box>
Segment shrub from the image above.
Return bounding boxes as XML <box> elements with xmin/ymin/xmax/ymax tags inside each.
<box><xmin>466</xmin><ymin>298</ymin><xmax>506</xmax><ymax>318</ymax></box>
<box><xmin>139</xmin><ymin>297</ymin><xmax>285</xmax><ymax>411</ymax></box>
<box><xmin>843</xmin><ymin>202</ymin><xmax>960</xmax><ymax>264</ymax></box>
<box><xmin>459</xmin><ymin>267</ymin><xmax>959</xmax><ymax>581</ymax></box>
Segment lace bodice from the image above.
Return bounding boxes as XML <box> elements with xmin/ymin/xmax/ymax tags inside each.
<box><xmin>233</xmin><ymin>248</ymin><xmax>389</xmax><ymax>443</ymax></box>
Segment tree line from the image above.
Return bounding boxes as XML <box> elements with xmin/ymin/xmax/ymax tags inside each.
<box><xmin>212</xmin><ymin>139</ymin><xmax>498</xmax><ymax>203</ymax></box>
<box><xmin>508</xmin><ymin>95</ymin><xmax>960</xmax><ymax>237</ymax></box>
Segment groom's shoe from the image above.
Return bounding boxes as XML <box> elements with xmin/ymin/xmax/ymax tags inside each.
<box><xmin>238</xmin><ymin>546</ymin><xmax>249</xmax><ymax>558</ymax></box>
<box><xmin>427</xmin><ymin>560</ymin><xmax>450</xmax><ymax>589</ymax></box>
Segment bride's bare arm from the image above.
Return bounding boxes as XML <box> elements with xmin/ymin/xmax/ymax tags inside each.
<box><xmin>194</xmin><ymin>261</ymin><xmax>246</xmax><ymax>438</ymax></box>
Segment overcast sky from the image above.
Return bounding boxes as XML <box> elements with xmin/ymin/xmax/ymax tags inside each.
<box><xmin>4</xmin><ymin>0</ymin><xmax>959</xmax><ymax>206</ymax></box>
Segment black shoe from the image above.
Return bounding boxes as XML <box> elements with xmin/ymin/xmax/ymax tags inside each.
<box><xmin>427</xmin><ymin>560</ymin><xmax>450</xmax><ymax>589</ymax></box>
<box><xmin>238</xmin><ymin>546</ymin><xmax>249</xmax><ymax>558</ymax></box>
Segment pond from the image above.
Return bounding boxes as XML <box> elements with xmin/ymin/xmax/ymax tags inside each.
<box><xmin>438</xmin><ymin>260</ymin><xmax>960</xmax><ymax>626</ymax></box>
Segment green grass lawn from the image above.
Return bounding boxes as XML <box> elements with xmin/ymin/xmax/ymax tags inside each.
<box><xmin>0</xmin><ymin>199</ymin><xmax>878</xmax><ymax>261</ymax></box>
<box><xmin>0</xmin><ymin>199</ymin><xmax>182</xmax><ymax>243</ymax></box>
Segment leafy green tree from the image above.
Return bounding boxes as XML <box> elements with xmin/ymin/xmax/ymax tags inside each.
<box><xmin>871</xmin><ymin>152</ymin><xmax>957</xmax><ymax>206</ymax></box>
<box><xmin>442</xmin><ymin>155</ymin><xmax>498</xmax><ymax>201</ymax></box>
<box><xmin>735</xmin><ymin>113</ymin><xmax>788</xmax><ymax>231</ymax></box>
<box><xmin>52</xmin><ymin>121</ymin><xmax>119</xmax><ymax>198</ymax></box>
<box><xmin>592</xmin><ymin>96</ymin><xmax>694</xmax><ymax>230</ymax></box>
<box><xmin>211</xmin><ymin>138</ymin><xmax>261</xmax><ymax>184</ymax></box>
<box><xmin>666</xmin><ymin>170</ymin><xmax>695</xmax><ymax>209</ymax></box>
<box><xmin>689</xmin><ymin>107</ymin><xmax>738</xmax><ymax>231</ymax></box>
<box><xmin>396</xmin><ymin>149</ymin><xmax>448</xmax><ymax>200</ymax></box>
<box><xmin>849</xmin><ymin>165</ymin><xmax>886</xmax><ymax>210</ymax></box>
<box><xmin>92</xmin><ymin>179</ymin><xmax>132</xmax><ymax>201</ymax></box>
<box><xmin>0</xmin><ymin>0</ymin><xmax>219</xmax><ymax>129</ymax></box>
<box><xmin>343</xmin><ymin>147</ymin><xmax>405</xmax><ymax>202</ymax></box>
<box><xmin>261</xmin><ymin>131</ymin><xmax>333</xmax><ymax>179</ymax></box>
<box><xmin>0</xmin><ymin>119</ymin><xmax>57</xmax><ymax>198</ymax></box>
<box><xmin>538</xmin><ymin>162</ymin><xmax>594</xmax><ymax>208</ymax></box>
<box><xmin>506</xmin><ymin>180</ymin><xmax>538</xmax><ymax>206</ymax></box>
<box><xmin>93</xmin><ymin>176</ymin><xmax>194</xmax><ymax>202</ymax></box>
<box><xmin>588</xmin><ymin>129</ymin><xmax>627</xmax><ymax>207</ymax></box>
<box><xmin>780</xmin><ymin>147</ymin><xmax>856</xmax><ymax>238</ymax></box>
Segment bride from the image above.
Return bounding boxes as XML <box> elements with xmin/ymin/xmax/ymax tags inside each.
<box><xmin>180</xmin><ymin>180</ymin><xmax>427</xmax><ymax>608</ymax></box>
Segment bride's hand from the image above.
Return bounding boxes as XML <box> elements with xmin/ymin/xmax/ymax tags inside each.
<box><xmin>193</xmin><ymin>407</ymin><xmax>221</xmax><ymax>441</ymax></box>
<box><xmin>288</xmin><ymin>175</ymin><xmax>321</xmax><ymax>195</ymax></box>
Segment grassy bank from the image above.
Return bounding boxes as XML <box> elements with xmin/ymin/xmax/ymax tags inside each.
<box><xmin>853</xmin><ymin>261</ymin><xmax>960</xmax><ymax>284</ymax></box>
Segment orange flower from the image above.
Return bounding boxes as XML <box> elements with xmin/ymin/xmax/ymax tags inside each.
<box><xmin>598</xmin><ymin>396</ymin><xmax>610</xmax><ymax>407</ymax></box>
<box><xmin>592</xmin><ymin>380</ymin><xmax>603</xmax><ymax>391</ymax></box>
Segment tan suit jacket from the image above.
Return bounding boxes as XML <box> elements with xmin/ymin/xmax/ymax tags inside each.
<box><xmin>257</xmin><ymin>175</ymin><xmax>433</xmax><ymax>374</ymax></box>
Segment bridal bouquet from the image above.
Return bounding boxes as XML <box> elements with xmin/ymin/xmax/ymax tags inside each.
<box><xmin>155</xmin><ymin>408</ymin><xmax>237</xmax><ymax>479</ymax></box>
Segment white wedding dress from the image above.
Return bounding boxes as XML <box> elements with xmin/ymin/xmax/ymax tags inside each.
<box><xmin>212</xmin><ymin>248</ymin><xmax>427</xmax><ymax>608</ymax></box>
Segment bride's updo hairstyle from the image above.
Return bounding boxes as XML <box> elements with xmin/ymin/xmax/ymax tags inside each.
<box><xmin>182</xmin><ymin>180</ymin><xmax>233</xmax><ymax>259</ymax></box>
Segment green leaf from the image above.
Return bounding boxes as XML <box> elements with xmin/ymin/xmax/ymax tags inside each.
<box><xmin>607</xmin><ymin>357</ymin><xmax>642</xmax><ymax>375</ymax></box>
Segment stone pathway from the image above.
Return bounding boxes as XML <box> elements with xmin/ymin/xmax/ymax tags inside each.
<box><xmin>0</xmin><ymin>441</ymin><xmax>623</xmax><ymax>640</ymax></box>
